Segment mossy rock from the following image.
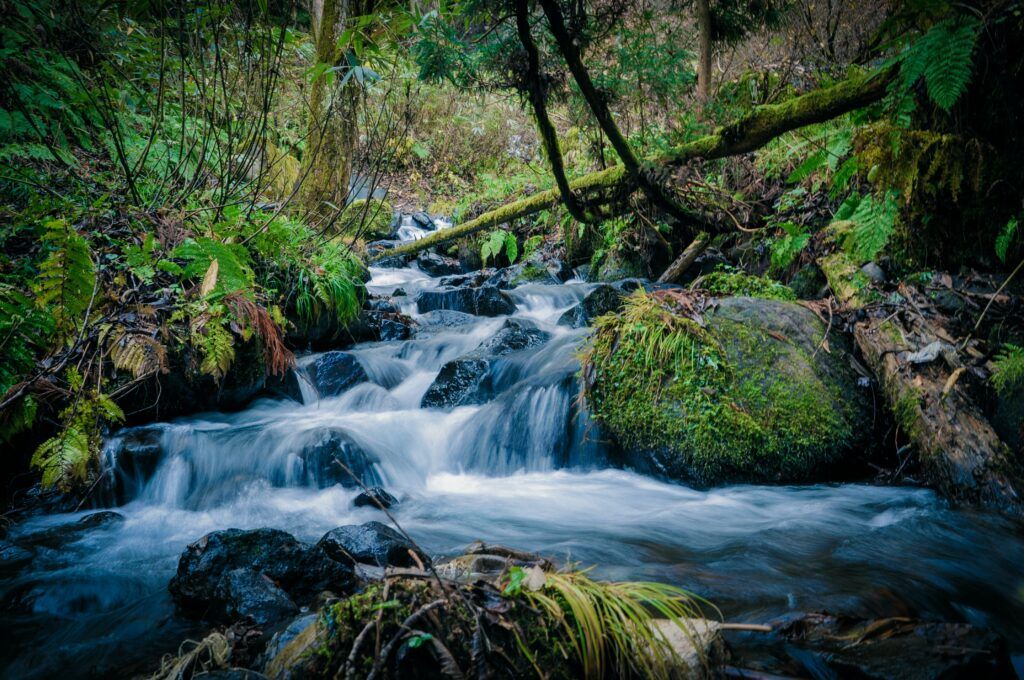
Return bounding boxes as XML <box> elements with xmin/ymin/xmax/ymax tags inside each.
<box><xmin>591</xmin><ymin>250</ymin><xmax>645</xmax><ymax>282</ymax></box>
<box><xmin>337</xmin><ymin>198</ymin><xmax>394</xmax><ymax>240</ymax></box>
<box><xmin>698</xmin><ymin>268</ymin><xmax>796</xmax><ymax>301</ymax></box>
<box><xmin>583</xmin><ymin>293</ymin><xmax>871</xmax><ymax>485</ymax></box>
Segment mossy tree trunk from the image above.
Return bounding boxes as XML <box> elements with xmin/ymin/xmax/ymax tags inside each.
<box><xmin>372</xmin><ymin>69</ymin><xmax>893</xmax><ymax>262</ymax></box>
<box><xmin>696</xmin><ymin>0</ymin><xmax>713</xmax><ymax>102</ymax></box>
<box><xmin>299</xmin><ymin>0</ymin><xmax>358</xmax><ymax>223</ymax></box>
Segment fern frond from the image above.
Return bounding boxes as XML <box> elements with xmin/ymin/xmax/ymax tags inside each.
<box><xmin>992</xmin><ymin>344</ymin><xmax>1024</xmax><ymax>396</ymax></box>
<box><xmin>841</xmin><ymin>192</ymin><xmax>899</xmax><ymax>263</ymax></box>
<box><xmin>31</xmin><ymin>426</ymin><xmax>91</xmax><ymax>490</ymax></box>
<box><xmin>108</xmin><ymin>329</ymin><xmax>168</xmax><ymax>379</ymax></box>
<box><xmin>1</xmin><ymin>285</ymin><xmax>55</xmax><ymax>395</ymax></box>
<box><xmin>196</xmin><ymin>320</ymin><xmax>236</xmax><ymax>380</ymax></box>
<box><xmin>172</xmin><ymin>237</ymin><xmax>254</xmax><ymax>297</ymax></box>
<box><xmin>901</xmin><ymin>17</ymin><xmax>980</xmax><ymax>112</ymax></box>
<box><xmin>995</xmin><ymin>217</ymin><xmax>1019</xmax><ymax>263</ymax></box>
<box><xmin>34</xmin><ymin>220</ymin><xmax>96</xmax><ymax>336</ymax></box>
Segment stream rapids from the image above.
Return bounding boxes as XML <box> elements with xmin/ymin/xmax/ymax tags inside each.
<box><xmin>2</xmin><ymin>264</ymin><xmax>1024</xmax><ymax>678</ymax></box>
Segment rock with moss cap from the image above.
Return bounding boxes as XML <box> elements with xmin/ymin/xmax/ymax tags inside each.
<box><xmin>582</xmin><ymin>291</ymin><xmax>871</xmax><ymax>485</ymax></box>
<box><xmin>337</xmin><ymin>198</ymin><xmax>395</xmax><ymax>240</ymax></box>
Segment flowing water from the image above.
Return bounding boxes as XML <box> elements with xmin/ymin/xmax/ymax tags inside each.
<box><xmin>3</xmin><ymin>264</ymin><xmax>1024</xmax><ymax>678</ymax></box>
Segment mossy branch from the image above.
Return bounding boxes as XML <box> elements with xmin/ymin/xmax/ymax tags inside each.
<box><xmin>371</xmin><ymin>70</ymin><xmax>892</xmax><ymax>262</ymax></box>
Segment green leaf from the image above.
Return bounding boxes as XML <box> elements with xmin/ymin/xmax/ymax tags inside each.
<box><xmin>995</xmin><ymin>217</ymin><xmax>1019</xmax><ymax>263</ymax></box>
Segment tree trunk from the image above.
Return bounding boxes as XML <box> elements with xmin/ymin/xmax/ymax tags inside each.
<box><xmin>696</xmin><ymin>0</ymin><xmax>713</xmax><ymax>102</ymax></box>
<box><xmin>299</xmin><ymin>0</ymin><xmax>356</xmax><ymax>223</ymax></box>
<box><xmin>854</xmin><ymin>306</ymin><xmax>1022</xmax><ymax>517</ymax></box>
<box><xmin>658</xmin><ymin>233</ymin><xmax>711</xmax><ymax>283</ymax></box>
<box><xmin>372</xmin><ymin>69</ymin><xmax>892</xmax><ymax>261</ymax></box>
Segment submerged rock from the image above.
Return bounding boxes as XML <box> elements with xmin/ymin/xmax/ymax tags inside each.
<box><xmin>316</xmin><ymin>521</ymin><xmax>425</xmax><ymax>568</ymax></box>
<box><xmin>557</xmin><ymin>284</ymin><xmax>626</xmax><ymax>328</ymax></box>
<box><xmin>305</xmin><ymin>352</ymin><xmax>368</xmax><ymax>397</ymax></box>
<box><xmin>583</xmin><ymin>293</ymin><xmax>872</xmax><ymax>485</ymax></box>
<box><xmin>414</xmin><ymin>285</ymin><xmax>516</xmax><ymax>317</ymax></box>
<box><xmin>297</xmin><ymin>428</ymin><xmax>381</xmax><ymax>489</ymax></box>
<box><xmin>353</xmin><ymin>486</ymin><xmax>398</xmax><ymax>509</ymax></box>
<box><xmin>421</xmin><ymin>319</ymin><xmax>550</xmax><ymax>408</ymax></box>
<box><xmin>168</xmin><ymin>527</ymin><xmax>355</xmax><ymax>623</ymax></box>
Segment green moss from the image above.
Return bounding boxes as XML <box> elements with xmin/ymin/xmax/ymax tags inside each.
<box><xmin>582</xmin><ymin>292</ymin><xmax>866</xmax><ymax>484</ymax></box>
<box><xmin>337</xmin><ymin>198</ymin><xmax>394</xmax><ymax>240</ymax></box>
<box><xmin>819</xmin><ymin>250</ymin><xmax>879</xmax><ymax>308</ymax></box>
<box><xmin>513</xmin><ymin>262</ymin><xmax>551</xmax><ymax>284</ymax></box>
<box><xmin>892</xmin><ymin>387</ymin><xmax>925</xmax><ymax>442</ymax></box>
<box><xmin>698</xmin><ymin>267</ymin><xmax>796</xmax><ymax>301</ymax></box>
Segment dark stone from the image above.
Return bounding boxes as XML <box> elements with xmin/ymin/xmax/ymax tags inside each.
<box><xmin>411</xmin><ymin>211</ymin><xmax>435</xmax><ymax>229</ymax></box>
<box><xmin>263</xmin><ymin>369</ymin><xmax>302</xmax><ymax>403</ymax></box>
<box><xmin>485</xmin><ymin>264</ymin><xmax>527</xmax><ymax>289</ymax></box>
<box><xmin>306</xmin><ymin>352</ymin><xmax>368</xmax><ymax>397</ymax></box>
<box><xmin>416</xmin><ymin>310</ymin><xmax>476</xmax><ymax>329</ymax></box>
<box><xmin>753</xmin><ymin>612</ymin><xmax>1017</xmax><ymax>680</ymax></box>
<box><xmin>353</xmin><ymin>487</ymin><xmax>398</xmax><ymax>509</ymax></box>
<box><xmin>546</xmin><ymin>259</ymin><xmax>575</xmax><ymax>283</ymax></box>
<box><xmin>214</xmin><ymin>568</ymin><xmax>298</xmax><ymax>626</ymax></box>
<box><xmin>414</xmin><ymin>285</ymin><xmax>516</xmax><ymax>317</ymax></box>
<box><xmin>168</xmin><ymin>528</ymin><xmax>356</xmax><ymax>622</ymax></box>
<box><xmin>260</xmin><ymin>614</ymin><xmax>317</xmax><ymax>668</ymax></box>
<box><xmin>298</xmin><ymin>428</ymin><xmax>381</xmax><ymax>489</ymax></box>
<box><xmin>193</xmin><ymin>671</ymin><xmax>271</xmax><ymax>680</ymax></box>
<box><xmin>78</xmin><ymin>511</ymin><xmax>125</xmax><ymax>528</ymax></box>
<box><xmin>438</xmin><ymin>271</ymin><xmax>492</xmax><ymax>288</ymax></box>
<box><xmin>101</xmin><ymin>425</ymin><xmax>165</xmax><ymax>505</ymax></box>
<box><xmin>789</xmin><ymin>264</ymin><xmax>827</xmax><ymax>299</ymax></box>
<box><xmin>417</xmin><ymin>252</ymin><xmax>463</xmax><ymax>277</ymax></box>
<box><xmin>367</xmin><ymin>297</ymin><xmax>399</xmax><ymax>313</ymax></box>
<box><xmin>557</xmin><ymin>285</ymin><xmax>626</xmax><ymax>328</ymax></box>
<box><xmin>421</xmin><ymin>320</ymin><xmax>549</xmax><ymax>407</ymax></box>
<box><xmin>392</xmin><ymin>287</ymin><xmax>407</xmax><ymax>297</ymax></box>
<box><xmin>343</xmin><ymin>310</ymin><xmax>415</xmax><ymax>345</ymax></box>
<box><xmin>316</xmin><ymin>521</ymin><xmax>425</xmax><ymax>568</ymax></box>
<box><xmin>378</xmin><ymin>317</ymin><xmax>412</xmax><ymax>341</ymax></box>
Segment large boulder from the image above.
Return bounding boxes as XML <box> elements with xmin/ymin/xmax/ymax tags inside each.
<box><xmin>168</xmin><ymin>528</ymin><xmax>355</xmax><ymax>623</ymax></box>
<box><xmin>422</xmin><ymin>320</ymin><xmax>549</xmax><ymax>408</ymax></box>
<box><xmin>583</xmin><ymin>293</ymin><xmax>872</xmax><ymax>485</ymax></box>
<box><xmin>414</xmin><ymin>285</ymin><xmax>516</xmax><ymax>317</ymax></box>
<box><xmin>305</xmin><ymin>352</ymin><xmax>368</xmax><ymax>397</ymax></box>
<box><xmin>316</xmin><ymin>521</ymin><xmax>425</xmax><ymax>568</ymax></box>
<box><xmin>557</xmin><ymin>284</ymin><xmax>626</xmax><ymax>328</ymax></box>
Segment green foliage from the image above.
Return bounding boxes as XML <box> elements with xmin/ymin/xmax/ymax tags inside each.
<box><xmin>196</xmin><ymin>320</ymin><xmax>236</xmax><ymax>381</ymax></box>
<box><xmin>31</xmin><ymin>383</ymin><xmax>124</xmax><ymax>490</ymax></box>
<box><xmin>172</xmin><ymin>237</ymin><xmax>255</xmax><ymax>297</ymax></box>
<box><xmin>835</xmin><ymin>191</ymin><xmax>899</xmax><ymax>262</ymax></box>
<box><xmin>34</xmin><ymin>219</ymin><xmax>96</xmax><ymax>337</ymax></box>
<box><xmin>699</xmin><ymin>267</ymin><xmax>796</xmax><ymax>301</ymax></box>
<box><xmin>770</xmin><ymin>222</ymin><xmax>812</xmax><ymax>273</ymax></box>
<box><xmin>996</xmin><ymin>218</ymin><xmax>1019</xmax><ymax>264</ymax></box>
<box><xmin>0</xmin><ymin>285</ymin><xmax>54</xmax><ymax>396</ymax></box>
<box><xmin>123</xmin><ymin>233</ymin><xmax>159</xmax><ymax>283</ymax></box>
<box><xmin>481</xmin><ymin>229</ymin><xmax>519</xmax><ymax>266</ymax></box>
<box><xmin>510</xmin><ymin>567</ymin><xmax>710</xmax><ymax>680</ymax></box>
<box><xmin>581</xmin><ymin>292</ymin><xmax>862</xmax><ymax>484</ymax></box>
<box><xmin>898</xmin><ymin>16</ymin><xmax>980</xmax><ymax>112</ymax></box>
<box><xmin>991</xmin><ymin>344</ymin><xmax>1024</xmax><ymax>396</ymax></box>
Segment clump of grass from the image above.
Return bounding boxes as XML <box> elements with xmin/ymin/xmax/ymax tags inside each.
<box><xmin>507</xmin><ymin>566</ymin><xmax>715</xmax><ymax>679</ymax></box>
<box><xmin>696</xmin><ymin>266</ymin><xmax>796</xmax><ymax>301</ymax></box>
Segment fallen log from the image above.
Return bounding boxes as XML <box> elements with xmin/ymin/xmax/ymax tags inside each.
<box><xmin>371</xmin><ymin>70</ymin><xmax>893</xmax><ymax>262</ymax></box>
<box><xmin>853</xmin><ymin>295</ymin><xmax>1023</xmax><ymax>516</ymax></box>
<box><xmin>658</xmin><ymin>232</ymin><xmax>711</xmax><ymax>283</ymax></box>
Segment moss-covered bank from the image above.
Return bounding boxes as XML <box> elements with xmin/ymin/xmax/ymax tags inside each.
<box><xmin>582</xmin><ymin>291</ymin><xmax>871</xmax><ymax>485</ymax></box>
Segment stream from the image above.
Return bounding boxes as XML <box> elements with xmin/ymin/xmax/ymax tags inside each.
<box><xmin>2</xmin><ymin>264</ymin><xmax>1024</xmax><ymax>678</ymax></box>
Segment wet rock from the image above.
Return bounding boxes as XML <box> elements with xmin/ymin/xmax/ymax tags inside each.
<box><xmin>353</xmin><ymin>487</ymin><xmax>398</xmax><ymax>509</ymax></box>
<box><xmin>437</xmin><ymin>541</ymin><xmax>553</xmax><ymax>581</ymax></box>
<box><xmin>417</xmin><ymin>309</ymin><xmax>476</xmax><ymax>331</ymax></box>
<box><xmin>757</xmin><ymin>612</ymin><xmax>1016</xmax><ymax>679</ymax></box>
<box><xmin>558</xmin><ymin>284</ymin><xmax>627</xmax><ymax>328</ymax></box>
<box><xmin>439</xmin><ymin>271</ymin><xmax>492</xmax><ymax>288</ymax></box>
<box><xmin>169</xmin><ymin>527</ymin><xmax>356</xmax><ymax>622</ymax></box>
<box><xmin>101</xmin><ymin>424</ymin><xmax>165</xmax><ymax>504</ymax></box>
<box><xmin>546</xmin><ymin>259</ymin><xmax>575</xmax><ymax>283</ymax></box>
<box><xmin>411</xmin><ymin>211</ymin><xmax>435</xmax><ymax>229</ymax></box>
<box><xmin>316</xmin><ymin>521</ymin><xmax>425</xmax><ymax>568</ymax></box>
<box><xmin>306</xmin><ymin>352</ymin><xmax>368</xmax><ymax>397</ymax></box>
<box><xmin>263</xmin><ymin>369</ymin><xmax>302</xmax><ymax>403</ymax></box>
<box><xmin>414</xmin><ymin>285</ymin><xmax>516</xmax><ymax>317</ymax></box>
<box><xmin>486</xmin><ymin>264</ymin><xmax>527</xmax><ymax>289</ymax></box>
<box><xmin>16</xmin><ymin>511</ymin><xmax>125</xmax><ymax>550</ymax></box>
<box><xmin>416</xmin><ymin>252</ymin><xmax>463</xmax><ymax>277</ymax></box>
<box><xmin>259</xmin><ymin>613</ymin><xmax>317</xmax><ymax>669</ymax></box>
<box><xmin>367</xmin><ymin>297</ymin><xmax>399</xmax><ymax>313</ymax></box>
<box><xmin>422</xmin><ymin>320</ymin><xmax>549</xmax><ymax>407</ymax></box>
<box><xmin>392</xmin><ymin>287</ymin><xmax>407</xmax><ymax>297</ymax></box>
<box><xmin>343</xmin><ymin>310</ymin><xmax>415</xmax><ymax>344</ymax></box>
<box><xmin>298</xmin><ymin>428</ymin><xmax>381</xmax><ymax>489</ymax></box>
<box><xmin>586</xmin><ymin>295</ymin><xmax>873</xmax><ymax>485</ymax></box>
<box><xmin>214</xmin><ymin>568</ymin><xmax>298</xmax><ymax>626</ymax></box>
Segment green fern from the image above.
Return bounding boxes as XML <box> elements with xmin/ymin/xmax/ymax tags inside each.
<box><xmin>0</xmin><ymin>395</ymin><xmax>38</xmax><ymax>443</ymax></box>
<box><xmin>995</xmin><ymin>217</ymin><xmax>1019</xmax><ymax>263</ymax></box>
<box><xmin>172</xmin><ymin>237</ymin><xmax>254</xmax><ymax>297</ymax></box>
<box><xmin>33</xmin><ymin>219</ymin><xmax>96</xmax><ymax>336</ymax></box>
<box><xmin>481</xmin><ymin>229</ymin><xmax>518</xmax><ymax>266</ymax></box>
<box><xmin>991</xmin><ymin>344</ymin><xmax>1024</xmax><ymax>396</ymax></box>
<box><xmin>837</xmin><ymin>192</ymin><xmax>899</xmax><ymax>263</ymax></box>
<box><xmin>900</xmin><ymin>17</ymin><xmax>980</xmax><ymax>112</ymax></box>
<box><xmin>196</xmin><ymin>320</ymin><xmax>236</xmax><ymax>380</ymax></box>
<box><xmin>1</xmin><ymin>284</ymin><xmax>54</xmax><ymax>395</ymax></box>
<box><xmin>769</xmin><ymin>222</ymin><xmax>811</xmax><ymax>273</ymax></box>
<box><xmin>31</xmin><ymin>390</ymin><xmax>124</xmax><ymax>490</ymax></box>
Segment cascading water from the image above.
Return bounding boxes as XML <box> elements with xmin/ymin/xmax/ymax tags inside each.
<box><xmin>3</xmin><ymin>263</ymin><xmax>1024</xmax><ymax>678</ymax></box>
